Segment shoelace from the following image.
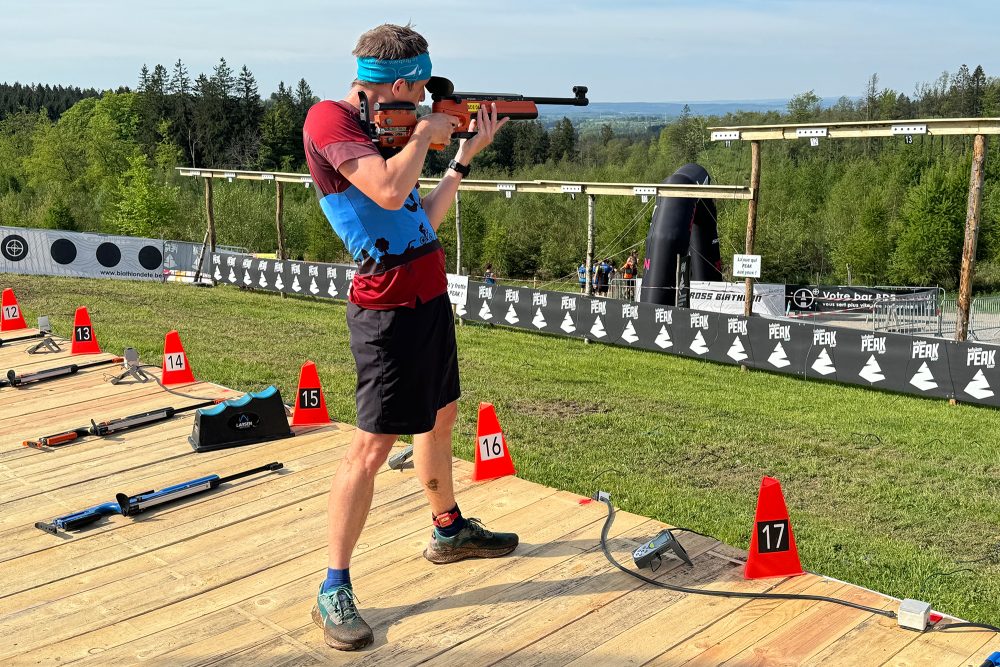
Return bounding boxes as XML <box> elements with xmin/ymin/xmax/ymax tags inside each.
<box><xmin>465</xmin><ymin>517</ymin><xmax>494</xmax><ymax>538</ymax></box>
<box><xmin>326</xmin><ymin>586</ymin><xmax>361</xmax><ymax>623</ymax></box>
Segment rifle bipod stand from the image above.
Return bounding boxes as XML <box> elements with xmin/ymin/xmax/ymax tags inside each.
<box><xmin>109</xmin><ymin>348</ymin><xmax>154</xmax><ymax>385</ymax></box>
<box><xmin>25</xmin><ymin>317</ymin><xmax>61</xmax><ymax>354</ymax></box>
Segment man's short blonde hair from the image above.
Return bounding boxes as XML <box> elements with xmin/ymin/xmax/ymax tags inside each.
<box><xmin>353</xmin><ymin>23</ymin><xmax>428</xmax><ymax>61</ymax></box>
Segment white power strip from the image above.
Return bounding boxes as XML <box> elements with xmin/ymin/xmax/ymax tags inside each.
<box><xmin>897</xmin><ymin>599</ymin><xmax>932</xmax><ymax>631</ymax></box>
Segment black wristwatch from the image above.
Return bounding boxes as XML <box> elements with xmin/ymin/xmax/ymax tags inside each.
<box><xmin>448</xmin><ymin>159</ymin><xmax>470</xmax><ymax>177</ymax></box>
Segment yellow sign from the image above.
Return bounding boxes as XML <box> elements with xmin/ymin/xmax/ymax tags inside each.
<box><xmin>467</xmin><ymin>102</ymin><xmax>481</xmax><ymax>113</ymax></box>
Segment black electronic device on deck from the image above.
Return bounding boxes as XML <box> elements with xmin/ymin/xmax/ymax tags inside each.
<box><xmin>189</xmin><ymin>385</ymin><xmax>293</xmax><ymax>452</ymax></box>
<box><xmin>632</xmin><ymin>529</ymin><xmax>694</xmax><ymax>570</ymax></box>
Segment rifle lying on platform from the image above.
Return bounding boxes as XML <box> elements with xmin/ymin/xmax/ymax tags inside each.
<box><xmin>35</xmin><ymin>461</ymin><xmax>284</xmax><ymax>535</ymax></box>
<box><xmin>1</xmin><ymin>356</ymin><xmax>124</xmax><ymax>389</ymax></box>
<box><xmin>23</xmin><ymin>398</ymin><xmax>224</xmax><ymax>449</ymax></box>
<box><xmin>0</xmin><ymin>316</ymin><xmax>53</xmax><ymax>348</ymax></box>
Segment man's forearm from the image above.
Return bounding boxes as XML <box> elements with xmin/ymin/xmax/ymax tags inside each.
<box><xmin>422</xmin><ymin>169</ymin><xmax>463</xmax><ymax>231</ymax></box>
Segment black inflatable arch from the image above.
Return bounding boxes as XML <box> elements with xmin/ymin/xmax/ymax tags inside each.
<box><xmin>639</xmin><ymin>163</ymin><xmax>722</xmax><ymax>305</ymax></box>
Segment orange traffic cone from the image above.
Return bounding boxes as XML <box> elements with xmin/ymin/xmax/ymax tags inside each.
<box><xmin>161</xmin><ymin>330</ymin><xmax>196</xmax><ymax>385</ymax></box>
<box><xmin>744</xmin><ymin>476</ymin><xmax>805</xmax><ymax>579</ymax></box>
<box><xmin>292</xmin><ymin>360</ymin><xmax>331</xmax><ymax>425</ymax></box>
<box><xmin>472</xmin><ymin>402</ymin><xmax>516</xmax><ymax>481</ymax></box>
<box><xmin>70</xmin><ymin>307</ymin><xmax>101</xmax><ymax>355</ymax></box>
<box><xmin>0</xmin><ymin>288</ymin><xmax>28</xmax><ymax>332</ymax></box>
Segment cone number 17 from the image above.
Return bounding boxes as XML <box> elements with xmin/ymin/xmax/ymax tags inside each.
<box><xmin>478</xmin><ymin>432</ymin><xmax>504</xmax><ymax>461</ymax></box>
<box><xmin>756</xmin><ymin>519</ymin><xmax>790</xmax><ymax>553</ymax></box>
<box><xmin>2</xmin><ymin>305</ymin><xmax>18</xmax><ymax>320</ymax></box>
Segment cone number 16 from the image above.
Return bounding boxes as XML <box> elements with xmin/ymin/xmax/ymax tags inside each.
<box><xmin>756</xmin><ymin>519</ymin><xmax>790</xmax><ymax>553</ymax></box>
<box><xmin>478</xmin><ymin>432</ymin><xmax>504</xmax><ymax>461</ymax></box>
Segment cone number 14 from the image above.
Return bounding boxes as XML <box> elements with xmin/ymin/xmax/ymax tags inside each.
<box><xmin>166</xmin><ymin>353</ymin><xmax>186</xmax><ymax>371</ymax></box>
<box><xmin>478</xmin><ymin>432</ymin><xmax>505</xmax><ymax>461</ymax></box>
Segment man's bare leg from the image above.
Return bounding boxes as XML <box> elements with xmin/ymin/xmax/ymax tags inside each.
<box><xmin>327</xmin><ymin>428</ymin><xmax>397</xmax><ymax>568</ymax></box>
<box><xmin>413</xmin><ymin>401</ymin><xmax>458</xmax><ymax>514</ymax></box>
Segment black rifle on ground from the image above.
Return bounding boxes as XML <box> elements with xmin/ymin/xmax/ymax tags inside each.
<box><xmin>23</xmin><ymin>398</ymin><xmax>224</xmax><ymax>448</ymax></box>
<box><xmin>35</xmin><ymin>461</ymin><xmax>284</xmax><ymax>535</ymax></box>
<box><xmin>1</xmin><ymin>356</ymin><xmax>124</xmax><ymax>389</ymax></box>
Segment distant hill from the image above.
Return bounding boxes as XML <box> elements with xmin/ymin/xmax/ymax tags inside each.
<box><xmin>537</xmin><ymin>97</ymin><xmax>849</xmax><ymax>122</ymax></box>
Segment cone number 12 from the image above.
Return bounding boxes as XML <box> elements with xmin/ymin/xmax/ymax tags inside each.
<box><xmin>756</xmin><ymin>519</ymin><xmax>790</xmax><ymax>553</ymax></box>
<box><xmin>2</xmin><ymin>305</ymin><xmax>18</xmax><ymax>320</ymax></box>
<box><xmin>478</xmin><ymin>432</ymin><xmax>504</xmax><ymax>461</ymax></box>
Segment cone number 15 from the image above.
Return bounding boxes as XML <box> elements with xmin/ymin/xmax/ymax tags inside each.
<box><xmin>756</xmin><ymin>519</ymin><xmax>790</xmax><ymax>553</ymax></box>
<box><xmin>478</xmin><ymin>432</ymin><xmax>504</xmax><ymax>461</ymax></box>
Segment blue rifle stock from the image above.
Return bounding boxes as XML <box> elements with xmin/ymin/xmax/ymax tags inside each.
<box><xmin>36</xmin><ymin>462</ymin><xmax>283</xmax><ymax>535</ymax></box>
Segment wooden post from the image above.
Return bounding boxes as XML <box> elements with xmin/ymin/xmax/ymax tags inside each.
<box><xmin>744</xmin><ymin>140</ymin><xmax>761</xmax><ymax>317</ymax></box>
<box><xmin>205</xmin><ymin>177</ymin><xmax>216</xmax><ymax>252</ymax></box>
<box><xmin>454</xmin><ymin>191</ymin><xmax>463</xmax><ymax>274</ymax></box>
<box><xmin>956</xmin><ymin>134</ymin><xmax>988</xmax><ymax>342</ymax></box>
<box><xmin>585</xmin><ymin>194</ymin><xmax>595</xmax><ymax>297</ymax></box>
<box><xmin>275</xmin><ymin>181</ymin><xmax>287</xmax><ymax>261</ymax></box>
<box><xmin>204</xmin><ymin>177</ymin><xmax>216</xmax><ymax>284</ymax></box>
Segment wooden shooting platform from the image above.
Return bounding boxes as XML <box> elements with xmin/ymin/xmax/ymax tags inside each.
<box><xmin>0</xmin><ymin>329</ymin><xmax>996</xmax><ymax>666</ymax></box>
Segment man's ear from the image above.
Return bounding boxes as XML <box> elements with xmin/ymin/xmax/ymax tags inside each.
<box><xmin>390</xmin><ymin>78</ymin><xmax>408</xmax><ymax>97</ymax></box>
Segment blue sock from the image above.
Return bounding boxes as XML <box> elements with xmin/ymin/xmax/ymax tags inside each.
<box><xmin>433</xmin><ymin>505</ymin><xmax>468</xmax><ymax>538</ymax></box>
<box><xmin>321</xmin><ymin>568</ymin><xmax>350</xmax><ymax>593</ymax></box>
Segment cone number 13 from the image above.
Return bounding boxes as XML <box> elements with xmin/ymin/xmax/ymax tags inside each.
<box><xmin>478</xmin><ymin>432</ymin><xmax>504</xmax><ymax>461</ymax></box>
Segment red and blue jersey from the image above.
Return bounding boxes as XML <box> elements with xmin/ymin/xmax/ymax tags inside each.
<box><xmin>303</xmin><ymin>100</ymin><xmax>447</xmax><ymax>309</ymax></box>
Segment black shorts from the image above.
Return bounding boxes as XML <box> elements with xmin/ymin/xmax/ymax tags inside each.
<box><xmin>347</xmin><ymin>293</ymin><xmax>460</xmax><ymax>435</ymax></box>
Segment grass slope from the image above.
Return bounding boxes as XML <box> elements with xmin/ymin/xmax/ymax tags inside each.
<box><xmin>4</xmin><ymin>274</ymin><xmax>999</xmax><ymax>624</ymax></box>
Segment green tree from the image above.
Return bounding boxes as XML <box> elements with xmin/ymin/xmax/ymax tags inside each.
<box><xmin>890</xmin><ymin>162</ymin><xmax>969</xmax><ymax>287</ymax></box>
<box><xmin>110</xmin><ymin>154</ymin><xmax>178</xmax><ymax>237</ymax></box>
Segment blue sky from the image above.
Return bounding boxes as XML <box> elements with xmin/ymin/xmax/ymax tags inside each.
<box><xmin>4</xmin><ymin>0</ymin><xmax>998</xmax><ymax>103</ymax></box>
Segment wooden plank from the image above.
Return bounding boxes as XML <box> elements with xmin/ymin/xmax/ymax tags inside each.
<box><xmin>84</xmin><ymin>488</ymin><xmax>598</xmax><ymax>666</ymax></box>
<box><xmin>804</xmin><ymin>612</ymin><xmax>921</xmax><ymax>667</ymax></box>
<box><xmin>562</xmin><ymin>563</ymin><xmax>789</xmax><ymax>666</ymax></box>
<box><xmin>277</xmin><ymin>516</ymin><xmax>663</xmax><ymax>664</ymax></box>
<box><xmin>881</xmin><ymin>625</ymin><xmax>994</xmax><ymax>666</ymax></box>
<box><xmin>721</xmin><ymin>580</ymin><xmax>894</xmax><ymax>664</ymax></box>
<box><xmin>644</xmin><ymin>573</ymin><xmax>830</xmax><ymax>665</ymax></box>
<box><xmin>0</xmin><ymin>435</ymin><xmax>356</xmax><ymax>598</ymax></box>
<box><xmin>460</xmin><ymin>537</ymin><xmax>733</xmax><ymax>667</ymax></box>
<box><xmin>9</xmin><ymin>470</ymin><xmax>551</xmax><ymax>664</ymax></box>
<box><xmin>0</xmin><ymin>426</ymin><xmax>338</xmax><ymax>555</ymax></box>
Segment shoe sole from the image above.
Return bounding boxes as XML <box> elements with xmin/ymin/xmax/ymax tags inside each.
<box><xmin>422</xmin><ymin>541</ymin><xmax>518</xmax><ymax>565</ymax></box>
<box><xmin>311</xmin><ymin>605</ymin><xmax>374</xmax><ymax>651</ymax></box>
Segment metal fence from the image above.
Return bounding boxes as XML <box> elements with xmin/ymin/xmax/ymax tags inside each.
<box><xmin>871</xmin><ymin>289</ymin><xmax>945</xmax><ymax>337</ymax></box>
<box><xmin>938</xmin><ymin>296</ymin><xmax>1000</xmax><ymax>343</ymax></box>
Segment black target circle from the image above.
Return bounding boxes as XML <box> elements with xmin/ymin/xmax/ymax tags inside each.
<box><xmin>138</xmin><ymin>245</ymin><xmax>163</xmax><ymax>270</ymax></box>
<box><xmin>50</xmin><ymin>239</ymin><xmax>77</xmax><ymax>265</ymax></box>
<box><xmin>2</xmin><ymin>234</ymin><xmax>28</xmax><ymax>262</ymax></box>
<box><xmin>96</xmin><ymin>242</ymin><xmax>122</xmax><ymax>268</ymax></box>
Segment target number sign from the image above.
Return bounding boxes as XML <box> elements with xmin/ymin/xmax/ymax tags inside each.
<box><xmin>299</xmin><ymin>388</ymin><xmax>321</xmax><ymax>409</ymax></box>
<box><xmin>478</xmin><ymin>432</ymin><xmax>505</xmax><ymax>461</ymax></box>
<box><xmin>74</xmin><ymin>325</ymin><xmax>93</xmax><ymax>342</ymax></box>
<box><xmin>165</xmin><ymin>352</ymin><xmax>187</xmax><ymax>371</ymax></box>
<box><xmin>756</xmin><ymin>519</ymin><xmax>790</xmax><ymax>553</ymax></box>
<box><xmin>2</xmin><ymin>305</ymin><xmax>19</xmax><ymax>320</ymax></box>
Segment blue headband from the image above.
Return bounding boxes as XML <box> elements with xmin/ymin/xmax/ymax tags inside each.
<box><xmin>356</xmin><ymin>53</ymin><xmax>432</xmax><ymax>83</ymax></box>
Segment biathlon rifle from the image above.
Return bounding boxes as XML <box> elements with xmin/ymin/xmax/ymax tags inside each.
<box><xmin>359</xmin><ymin>76</ymin><xmax>589</xmax><ymax>151</ymax></box>
<box><xmin>1</xmin><ymin>356</ymin><xmax>124</xmax><ymax>389</ymax></box>
<box><xmin>35</xmin><ymin>461</ymin><xmax>284</xmax><ymax>535</ymax></box>
<box><xmin>0</xmin><ymin>316</ymin><xmax>54</xmax><ymax>348</ymax></box>
<box><xmin>23</xmin><ymin>398</ymin><xmax>225</xmax><ymax>449</ymax></box>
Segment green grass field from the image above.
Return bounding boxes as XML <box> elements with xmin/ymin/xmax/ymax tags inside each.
<box><xmin>4</xmin><ymin>274</ymin><xmax>1000</xmax><ymax>625</ymax></box>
